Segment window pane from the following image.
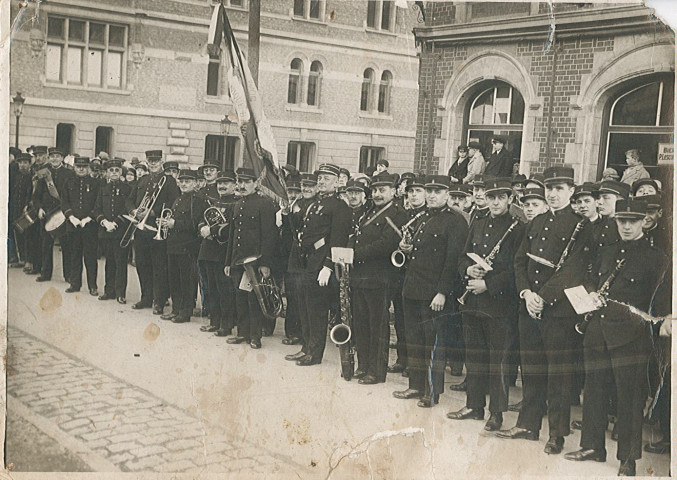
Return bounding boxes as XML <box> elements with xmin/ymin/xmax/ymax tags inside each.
<box><xmin>287</xmin><ymin>73</ymin><xmax>299</xmax><ymax>104</ymax></box>
<box><xmin>69</xmin><ymin>20</ymin><xmax>85</xmax><ymax>42</ymax></box>
<box><xmin>300</xmin><ymin>143</ymin><xmax>313</xmax><ymax>172</ymax></box>
<box><xmin>467</xmin><ymin>130</ymin><xmax>522</xmax><ymax>163</ymax></box>
<box><xmin>107</xmin><ymin>51</ymin><xmax>122</xmax><ymax>87</ymax></box>
<box><xmin>381</xmin><ymin>1</ymin><xmax>392</xmax><ymax>31</ymax></box>
<box><xmin>659</xmin><ymin>80</ymin><xmax>674</xmax><ymax>126</ymax></box>
<box><xmin>287</xmin><ymin>142</ymin><xmax>299</xmax><ymax>168</ymax></box>
<box><xmin>510</xmin><ymin>89</ymin><xmax>525</xmax><ymax>124</ymax></box>
<box><xmin>109</xmin><ymin>25</ymin><xmax>125</xmax><ymax>47</ymax></box>
<box><xmin>207</xmin><ymin>57</ymin><xmax>220</xmax><ymax>96</ymax></box>
<box><xmin>88</xmin><ymin>49</ymin><xmax>103</xmax><ymax>86</ymax></box>
<box><xmin>307</xmin><ymin>72</ymin><xmax>318</xmax><ymax>106</ymax></box>
<box><xmin>378</xmin><ymin>82</ymin><xmax>389</xmax><ymax>113</ymax></box>
<box><xmin>309</xmin><ymin>0</ymin><xmax>321</xmax><ymax>19</ymax></box>
<box><xmin>56</xmin><ymin>124</ymin><xmax>75</xmax><ymax>155</ymax></box>
<box><xmin>293</xmin><ymin>0</ymin><xmax>304</xmax><ymax>16</ymax></box>
<box><xmin>470</xmin><ymin>89</ymin><xmax>494</xmax><ymax>125</ymax></box>
<box><xmin>89</xmin><ymin>23</ymin><xmax>106</xmax><ymax>45</ymax></box>
<box><xmin>230</xmin><ymin>0</ymin><xmax>244</xmax><ymax>6</ymax></box>
<box><xmin>367</xmin><ymin>1</ymin><xmax>377</xmax><ymax>28</ymax></box>
<box><xmin>224</xmin><ymin>136</ymin><xmax>238</xmax><ymax>171</ymax></box>
<box><xmin>48</xmin><ymin>17</ymin><xmax>65</xmax><ymax>39</ymax></box>
<box><xmin>95</xmin><ymin>127</ymin><xmax>113</xmax><ymax>156</ymax></box>
<box><xmin>205</xmin><ymin>135</ymin><xmax>225</xmax><ymax>165</ymax></box>
<box><xmin>67</xmin><ymin>47</ymin><xmax>83</xmax><ymax>84</ymax></box>
<box><xmin>46</xmin><ymin>44</ymin><xmax>62</xmax><ymax>81</ymax></box>
<box><xmin>612</xmin><ymin>83</ymin><xmax>660</xmax><ymax>126</ymax></box>
<box><xmin>607</xmin><ymin>132</ymin><xmax>673</xmax><ymax>171</ymax></box>
<box><xmin>361</xmin><ymin>79</ymin><xmax>371</xmax><ymax>111</ymax></box>
<box><xmin>493</xmin><ymin>86</ymin><xmax>511</xmax><ymax>124</ymax></box>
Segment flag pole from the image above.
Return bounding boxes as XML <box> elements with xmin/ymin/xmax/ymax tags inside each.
<box><xmin>248</xmin><ymin>0</ymin><xmax>261</xmax><ymax>85</ymax></box>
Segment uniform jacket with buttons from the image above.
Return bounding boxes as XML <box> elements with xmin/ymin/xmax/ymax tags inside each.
<box><xmin>167</xmin><ymin>191</ymin><xmax>208</xmax><ymax>256</ymax></box>
<box><xmin>225</xmin><ymin>192</ymin><xmax>278</xmax><ymax>269</ymax></box>
<box><xmin>484</xmin><ymin>148</ymin><xmax>514</xmax><ymax>178</ymax></box>
<box><xmin>198</xmin><ymin>193</ymin><xmax>237</xmax><ymax>262</ymax></box>
<box><xmin>402</xmin><ymin>207</ymin><xmax>468</xmax><ymax>301</ymax></box>
<box><xmin>591</xmin><ymin>215</ymin><xmax>620</xmax><ymax>250</ymax></box>
<box><xmin>288</xmin><ymin>193</ymin><xmax>352</xmax><ymax>273</ymax></box>
<box><xmin>514</xmin><ymin>205</ymin><xmax>593</xmax><ymax>317</ymax></box>
<box><xmin>469</xmin><ymin>206</ymin><xmax>489</xmax><ymax>228</ymax></box>
<box><xmin>125</xmin><ymin>172</ymin><xmax>181</xmax><ymax>235</ymax></box>
<box><xmin>93</xmin><ymin>180</ymin><xmax>132</xmax><ymax>239</ymax></box>
<box><xmin>350</xmin><ymin>201</ymin><xmax>408</xmax><ymax>289</ymax></box>
<box><xmin>61</xmin><ymin>174</ymin><xmax>100</xmax><ymax>223</ymax></box>
<box><xmin>584</xmin><ymin>237</ymin><xmax>666</xmax><ymax>349</ymax></box>
<box><xmin>32</xmin><ymin>165</ymin><xmax>75</xmax><ymax>213</ymax></box>
<box><xmin>458</xmin><ymin>212</ymin><xmax>525</xmax><ymax>316</ymax></box>
<box><xmin>10</xmin><ymin>170</ymin><xmax>33</xmax><ymax>221</ymax></box>
<box><xmin>644</xmin><ymin>221</ymin><xmax>671</xmax><ymax>257</ymax></box>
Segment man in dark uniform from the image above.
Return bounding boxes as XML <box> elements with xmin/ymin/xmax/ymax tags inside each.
<box><xmin>469</xmin><ymin>175</ymin><xmax>490</xmax><ymax>226</ymax></box>
<box><xmin>591</xmin><ymin>180</ymin><xmax>630</xmax><ymax>251</ymax></box>
<box><xmin>158</xmin><ymin>169</ymin><xmax>207</xmax><ymax>324</ymax></box>
<box><xmin>349</xmin><ymin>173</ymin><xmax>408</xmax><ymax>384</ymax></box>
<box><xmin>32</xmin><ymin>147</ymin><xmax>75</xmax><ymax>282</ymax></box>
<box><xmin>195</xmin><ymin>160</ymin><xmax>221</xmax><ymax>320</ymax></box>
<box><xmin>10</xmin><ymin>153</ymin><xmax>34</xmax><ymax>270</ymax></box>
<box><xmin>198</xmin><ymin>170</ymin><xmax>237</xmax><ymax>335</ymax></box>
<box><xmin>126</xmin><ymin>150</ymin><xmax>180</xmax><ymax>313</ymax></box>
<box><xmin>285</xmin><ymin>164</ymin><xmax>352</xmax><ymax>365</ymax></box>
<box><xmin>61</xmin><ymin>156</ymin><xmax>100</xmax><ymax>295</ymax></box>
<box><xmin>279</xmin><ymin>179</ymin><xmax>304</xmax><ymax>345</ymax></box>
<box><xmin>630</xmin><ymin>177</ymin><xmax>658</xmax><ymax>197</ymax></box>
<box><xmin>448</xmin><ymin>178</ymin><xmax>524</xmax><ymax>431</ymax></box>
<box><xmin>163</xmin><ymin>160</ymin><xmax>180</xmax><ymax>180</ymax></box>
<box><xmin>393</xmin><ymin>175</ymin><xmax>468</xmax><ymax>407</ymax></box>
<box><xmin>498</xmin><ymin>166</ymin><xmax>592</xmax><ymax>455</ymax></box>
<box><xmin>641</xmin><ymin>193</ymin><xmax>670</xmax><ymax>253</ymax></box>
<box><xmin>346</xmin><ymin>179</ymin><xmax>368</xmax><ymax>229</ymax></box>
<box><xmin>564</xmin><ymin>198</ymin><xmax>667</xmax><ymax>476</ymax></box>
<box><xmin>94</xmin><ymin>159</ymin><xmax>132</xmax><ymax>303</ymax></box>
<box><xmin>484</xmin><ymin>136</ymin><xmax>515</xmax><ymax>178</ymax></box>
<box><xmin>521</xmin><ymin>186</ymin><xmax>548</xmax><ymax>222</ymax></box>
<box><xmin>224</xmin><ymin>168</ymin><xmax>278</xmax><ymax>349</ymax></box>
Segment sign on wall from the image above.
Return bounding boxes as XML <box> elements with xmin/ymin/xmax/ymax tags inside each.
<box><xmin>657</xmin><ymin>143</ymin><xmax>673</xmax><ymax>164</ymax></box>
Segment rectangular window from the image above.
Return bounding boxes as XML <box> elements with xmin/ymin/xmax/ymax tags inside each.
<box><xmin>205</xmin><ymin>135</ymin><xmax>239</xmax><ymax>171</ymax></box>
<box><xmin>309</xmin><ymin>0</ymin><xmax>321</xmax><ymax>19</ymax></box>
<box><xmin>367</xmin><ymin>1</ymin><xmax>378</xmax><ymax>28</ymax></box>
<box><xmin>381</xmin><ymin>1</ymin><xmax>392</xmax><ymax>30</ymax></box>
<box><xmin>46</xmin><ymin>16</ymin><xmax>127</xmax><ymax>89</ymax></box>
<box><xmin>287</xmin><ymin>141</ymin><xmax>315</xmax><ymax>172</ymax></box>
<box><xmin>95</xmin><ymin>126</ymin><xmax>113</xmax><ymax>156</ymax></box>
<box><xmin>293</xmin><ymin>0</ymin><xmax>305</xmax><ymax>17</ymax></box>
<box><xmin>56</xmin><ymin>123</ymin><xmax>75</xmax><ymax>155</ymax></box>
<box><xmin>366</xmin><ymin>1</ymin><xmax>395</xmax><ymax>32</ymax></box>
<box><xmin>293</xmin><ymin>0</ymin><xmax>324</xmax><ymax>21</ymax></box>
<box><xmin>207</xmin><ymin>53</ymin><xmax>221</xmax><ymax>96</ymax></box>
<box><xmin>359</xmin><ymin>146</ymin><xmax>385</xmax><ymax>173</ymax></box>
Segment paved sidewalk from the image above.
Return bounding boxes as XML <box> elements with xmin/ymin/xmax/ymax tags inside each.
<box><xmin>7</xmin><ymin>327</ymin><xmax>306</xmax><ymax>475</ymax></box>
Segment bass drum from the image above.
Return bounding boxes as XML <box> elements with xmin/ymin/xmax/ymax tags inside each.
<box><xmin>13</xmin><ymin>208</ymin><xmax>39</xmax><ymax>234</ymax></box>
<box><xmin>45</xmin><ymin>209</ymin><xmax>68</xmax><ymax>239</ymax></box>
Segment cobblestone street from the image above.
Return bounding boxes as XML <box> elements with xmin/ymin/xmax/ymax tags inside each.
<box><xmin>6</xmin><ymin>255</ymin><xmax>671</xmax><ymax>478</ymax></box>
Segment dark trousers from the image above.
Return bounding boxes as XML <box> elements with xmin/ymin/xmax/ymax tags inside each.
<box><xmin>403</xmin><ymin>297</ymin><xmax>448</xmax><ymax>397</ymax></box>
<box><xmin>516</xmin><ymin>313</ymin><xmax>548</xmax><ymax>432</ymax></box>
<box><xmin>232</xmin><ymin>268</ymin><xmax>263</xmax><ymax>342</ymax></box>
<box><xmin>353</xmin><ymin>286</ymin><xmax>391</xmax><ymax>382</ymax></box>
<box><xmin>69</xmin><ymin>224</ymin><xmax>98</xmax><ymax>290</ymax></box>
<box><xmin>462</xmin><ymin>313</ymin><xmax>511</xmax><ymax>412</ymax></box>
<box><xmin>102</xmin><ymin>238</ymin><xmax>129</xmax><ymax>298</ymax></box>
<box><xmin>298</xmin><ymin>270</ymin><xmax>333</xmax><ymax>360</ymax></box>
<box><xmin>205</xmin><ymin>261</ymin><xmax>235</xmax><ymax>330</ymax></box>
<box><xmin>40</xmin><ymin>223</ymin><xmax>72</xmax><ymax>280</ymax></box>
<box><xmin>134</xmin><ymin>233</ymin><xmax>169</xmax><ymax>306</ymax></box>
<box><xmin>284</xmin><ymin>271</ymin><xmax>302</xmax><ymax>339</ymax></box>
<box><xmin>168</xmin><ymin>253</ymin><xmax>197</xmax><ymax>317</ymax></box>
<box><xmin>503</xmin><ymin>315</ymin><xmax>520</xmax><ymax>386</ymax></box>
<box><xmin>390</xmin><ymin>276</ymin><xmax>407</xmax><ymax>367</ymax></box>
<box><xmin>195</xmin><ymin>259</ymin><xmax>207</xmax><ymax>312</ymax></box>
<box><xmin>447</xmin><ymin>310</ymin><xmax>465</xmax><ymax>371</ymax></box>
<box><xmin>26</xmin><ymin>224</ymin><xmax>41</xmax><ymax>269</ymax></box>
<box><xmin>580</xmin><ymin>333</ymin><xmax>651</xmax><ymax>461</ymax></box>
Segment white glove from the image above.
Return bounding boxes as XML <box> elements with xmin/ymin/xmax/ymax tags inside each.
<box><xmin>102</xmin><ymin>220</ymin><xmax>117</xmax><ymax>232</ymax></box>
<box><xmin>200</xmin><ymin>225</ymin><xmax>211</xmax><ymax>238</ymax></box>
<box><xmin>69</xmin><ymin>216</ymin><xmax>81</xmax><ymax>228</ymax></box>
<box><xmin>38</xmin><ymin>208</ymin><xmax>46</xmax><ymax>219</ymax></box>
<box><xmin>317</xmin><ymin>266</ymin><xmax>332</xmax><ymax>287</ymax></box>
<box><xmin>224</xmin><ymin>266</ymin><xmax>231</xmax><ymax>277</ymax></box>
<box><xmin>81</xmin><ymin>217</ymin><xmax>92</xmax><ymax>227</ymax></box>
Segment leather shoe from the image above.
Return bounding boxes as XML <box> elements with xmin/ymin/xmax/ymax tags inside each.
<box><xmin>571</xmin><ymin>420</ymin><xmax>583</xmax><ymax>430</ymax></box>
<box><xmin>393</xmin><ymin>388</ymin><xmax>422</xmax><ymax>400</ymax></box>
<box><xmin>618</xmin><ymin>459</ymin><xmax>636</xmax><ymax>476</ymax></box>
<box><xmin>544</xmin><ymin>436</ymin><xmax>564</xmax><ymax>455</ymax></box>
<box><xmin>132</xmin><ymin>301</ymin><xmax>151</xmax><ymax>310</ymax></box>
<box><xmin>214</xmin><ymin>329</ymin><xmax>232</xmax><ymax>337</ymax></box>
<box><xmin>65</xmin><ymin>286</ymin><xmax>80</xmax><ymax>293</ymax></box>
<box><xmin>644</xmin><ymin>439</ymin><xmax>670</xmax><ymax>455</ymax></box>
<box><xmin>358</xmin><ymin>375</ymin><xmax>378</xmax><ymax>385</ymax></box>
<box><xmin>116</xmin><ymin>297</ymin><xmax>126</xmax><ymax>305</ymax></box>
<box><xmin>161</xmin><ymin>312</ymin><xmax>177</xmax><ymax>321</ymax></box>
<box><xmin>296</xmin><ymin>355</ymin><xmax>321</xmax><ymax>366</ymax></box>
<box><xmin>508</xmin><ymin>400</ymin><xmax>522</xmax><ymax>412</ymax></box>
<box><xmin>26</xmin><ymin>269</ymin><xmax>41</xmax><ymax>275</ymax></box>
<box><xmin>285</xmin><ymin>351</ymin><xmax>306</xmax><ymax>361</ymax></box>
<box><xmin>447</xmin><ymin>407</ymin><xmax>484</xmax><ymax>421</ymax></box>
<box><xmin>152</xmin><ymin>305</ymin><xmax>164</xmax><ymax>315</ymax></box>
<box><xmin>564</xmin><ymin>448</ymin><xmax>607</xmax><ymax>462</ymax></box>
<box><xmin>282</xmin><ymin>337</ymin><xmax>302</xmax><ymax>345</ymax></box>
<box><xmin>200</xmin><ymin>325</ymin><xmax>219</xmax><ymax>333</ymax></box>
<box><xmin>401</xmin><ymin>369</ymin><xmax>409</xmax><ymax>378</ymax></box>
<box><xmin>417</xmin><ymin>394</ymin><xmax>439</xmax><ymax>408</ymax></box>
<box><xmin>495</xmin><ymin>427</ymin><xmax>539</xmax><ymax>441</ymax></box>
<box><xmin>89</xmin><ymin>288</ymin><xmax>98</xmax><ymax>296</ymax></box>
<box><xmin>250</xmin><ymin>339</ymin><xmax>262</xmax><ymax>349</ymax></box>
<box><xmin>98</xmin><ymin>293</ymin><xmax>115</xmax><ymax>301</ymax></box>
<box><xmin>450</xmin><ymin>380</ymin><xmax>466</xmax><ymax>392</ymax></box>
<box><xmin>36</xmin><ymin>276</ymin><xmax>50</xmax><ymax>282</ymax></box>
<box><xmin>387</xmin><ymin>363</ymin><xmax>405</xmax><ymax>373</ymax></box>
<box><xmin>611</xmin><ymin>423</ymin><xmax>619</xmax><ymax>441</ymax></box>
<box><xmin>227</xmin><ymin>336</ymin><xmax>248</xmax><ymax>345</ymax></box>
<box><xmin>484</xmin><ymin>413</ymin><xmax>503</xmax><ymax>431</ymax></box>
<box><xmin>353</xmin><ymin>369</ymin><xmax>367</xmax><ymax>379</ymax></box>
<box><xmin>172</xmin><ymin>316</ymin><xmax>190</xmax><ymax>324</ymax></box>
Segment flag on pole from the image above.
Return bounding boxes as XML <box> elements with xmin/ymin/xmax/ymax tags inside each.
<box><xmin>208</xmin><ymin>1</ymin><xmax>287</xmax><ymax>204</ymax></box>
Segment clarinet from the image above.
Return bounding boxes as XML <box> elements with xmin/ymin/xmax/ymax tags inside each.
<box><xmin>555</xmin><ymin>219</ymin><xmax>585</xmax><ymax>271</ymax></box>
<box><xmin>575</xmin><ymin>258</ymin><xmax>626</xmax><ymax>334</ymax></box>
<box><xmin>458</xmin><ymin>219</ymin><xmax>520</xmax><ymax>305</ymax></box>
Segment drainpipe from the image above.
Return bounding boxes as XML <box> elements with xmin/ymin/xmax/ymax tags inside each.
<box><xmin>426</xmin><ymin>42</ymin><xmax>439</xmax><ymax>174</ymax></box>
<box><xmin>544</xmin><ymin>42</ymin><xmax>559</xmax><ymax>169</ymax></box>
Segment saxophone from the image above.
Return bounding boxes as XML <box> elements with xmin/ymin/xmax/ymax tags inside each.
<box><xmin>330</xmin><ymin>262</ymin><xmax>354</xmax><ymax>381</ymax></box>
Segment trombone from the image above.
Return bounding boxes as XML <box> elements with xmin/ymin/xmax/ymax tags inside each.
<box><xmin>120</xmin><ymin>176</ymin><xmax>166</xmax><ymax>248</ymax></box>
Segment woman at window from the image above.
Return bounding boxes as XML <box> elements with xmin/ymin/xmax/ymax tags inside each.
<box><xmin>462</xmin><ymin>141</ymin><xmax>486</xmax><ymax>184</ymax></box>
<box><xmin>620</xmin><ymin>149</ymin><xmax>650</xmax><ymax>186</ymax></box>
<box><xmin>448</xmin><ymin>145</ymin><xmax>470</xmax><ymax>184</ymax></box>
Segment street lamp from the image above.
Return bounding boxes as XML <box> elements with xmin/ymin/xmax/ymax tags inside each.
<box><xmin>13</xmin><ymin>92</ymin><xmax>25</xmax><ymax>149</ymax></box>
<box><xmin>220</xmin><ymin>114</ymin><xmax>232</xmax><ymax>136</ymax></box>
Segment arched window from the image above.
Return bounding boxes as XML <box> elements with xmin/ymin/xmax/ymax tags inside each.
<box><xmin>465</xmin><ymin>81</ymin><xmax>524</xmax><ymax>162</ymax></box>
<box><xmin>360</xmin><ymin>68</ymin><xmax>375</xmax><ymax>111</ymax></box>
<box><xmin>602</xmin><ymin>75</ymin><xmax>674</xmax><ymax>181</ymax></box>
<box><xmin>307</xmin><ymin>60</ymin><xmax>323</xmax><ymax>107</ymax></box>
<box><xmin>287</xmin><ymin>58</ymin><xmax>303</xmax><ymax>104</ymax></box>
<box><xmin>377</xmin><ymin>70</ymin><xmax>392</xmax><ymax>114</ymax></box>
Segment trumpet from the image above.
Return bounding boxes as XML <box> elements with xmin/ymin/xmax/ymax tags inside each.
<box><xmin>120</xmin><ymin>176</ymin><xmax>166</xmax><ymax>248</ymax></box>
<box><xmin>150</xmin><ymin>204</ymin><xmax>172</xmax><ymax>241</ymax></box>
<box><xmin>234</xmin><ymin>255</ymin><xmax>283</xmax><ymax>320</ymax></box>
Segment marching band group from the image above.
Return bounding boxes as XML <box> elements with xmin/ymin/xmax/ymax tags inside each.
<box><xmin>8</xmin><ymin>141</ymin><xmax>672</xmax><ymax>476</ymax></box>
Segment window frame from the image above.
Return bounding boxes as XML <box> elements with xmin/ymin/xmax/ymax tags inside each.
<box><xmin>292</xmin><ymin>0</ymin><xmax>326</xmax><ymax>22</ymax></box>
<box><xmin>307</xmin><ymin>60</ymin><xmax>323</xmax><ymax>107</ymax></box>
<box><xmin>361</xmin><ymin>68</ymin><xmax>376</xmax><ymax>112</ymax></box>
<box><xmin>207</xmin><ymin>51</ymin><xmax>222</xmax><ymax>97</ymax></box>
<box><xmin>205</xmin><ymin>134</ymin><xmax>240</xmax><ymax>171</ymax></box>
<box><xmin>365</xmin><ymin>1</ymin><xmax>397</xmax><ymax>33</ymax></box>
<box><xmin>55</xmin><ymin>123</ymin><xmax>76</xmax><ymax>156</ymax></box>
<box><xmin>359</xmin><ymin>146</ymin><xmax>385</xmax><ymax>173</ymax></box>
<box><xmin>287</xmin><ymin>58</ymin><xmax>304</xmax><ymax>105</ymax></box>
<box><xmin>95</xmin><ymin>126</ymin><xmax>114</xmax><ymax>157</ymax></box>
<box><xmin>377</xmin><ymin>70</ymin><xmax>392</xmax><ymax>114</ymax></box>
<box><xmin>287</xmin><ymin>141</ymin><xmax>316</xmax><ymax>172</ymax></box>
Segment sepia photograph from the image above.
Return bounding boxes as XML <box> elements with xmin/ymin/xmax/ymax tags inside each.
<box><xmin>1</xmin><ymin>0</ymin><xmax>674</xmax><ymax>478</ymax></box>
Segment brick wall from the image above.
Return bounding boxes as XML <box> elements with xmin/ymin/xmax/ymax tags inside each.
<box><xmin>426</xmin><ymin>2</ymin><xmax>455</xmax><ymax>26</ymax></box>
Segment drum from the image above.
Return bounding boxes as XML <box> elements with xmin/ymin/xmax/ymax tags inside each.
<box><xmin>13</xmin><ymin>208</ymin><xmax>39</xmax><ymax>234</ymax></box>
<box><xmin>45</xmin><ymin>209</ymin><xmax>68</xmax><ymax>239</ymax></box>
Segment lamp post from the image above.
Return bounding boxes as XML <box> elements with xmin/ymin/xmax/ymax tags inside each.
<box><xmin>220</xmin><ymin>114</ymin><xmax>232</xmax><ymax>136</ymax></box>
<box><xmin>13</xmin><ymin>92</ymin><xmax>26</xmax><ymax>149</ymax></box>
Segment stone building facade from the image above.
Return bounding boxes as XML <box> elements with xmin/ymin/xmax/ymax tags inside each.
<box><xmin>413</xmin><ymin>2</ymin><xmax>674</xmax><ymax>188</ymax></box>
<box><xmin>10</xmin><ymin>0</ymin><xmax>420</xmax><ymax>174</ymax></box>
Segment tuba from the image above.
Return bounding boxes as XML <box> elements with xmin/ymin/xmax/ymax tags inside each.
<box><xmin>234</xmin><ymin>255</ymin><xmax>283</xmax><ymax>321</ymax></box>
<box><xmin>203</xmin><ymin>204</ymin><xmax>229</xmax><ymax>245</ymax></box>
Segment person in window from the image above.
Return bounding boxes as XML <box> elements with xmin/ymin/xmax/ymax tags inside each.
<box><xmin>448</xmin><ymin>145</ymin><xmax>470</xmax><ymax>184</ymax></box>
<box><xmin>631</xmin><ymin>177</ymin><xmax>659</xmax><ymax>197</ymax></box>
<box><xmin>620</xmin><ymin>149</ymin><xmax>650</xmax><ymax>186</ymax></box>
<box><xmin>463</xmin><ymin>142</ymin><xmax>486</xmax><ymax>184</ymax></box>
<box><xmin>484</xmin><ymin>136</ymin><xmax>515</xmax><ymax>178</ymax></box>
<box><xmin>375</xmin><ymin>159</ymin><xmax>389</xmax><ymax>175</ymax></box>
<box><xmin>601</xmin><ymin>167</ymin><xmax>620</xmax><ymax>182</ymax></box>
